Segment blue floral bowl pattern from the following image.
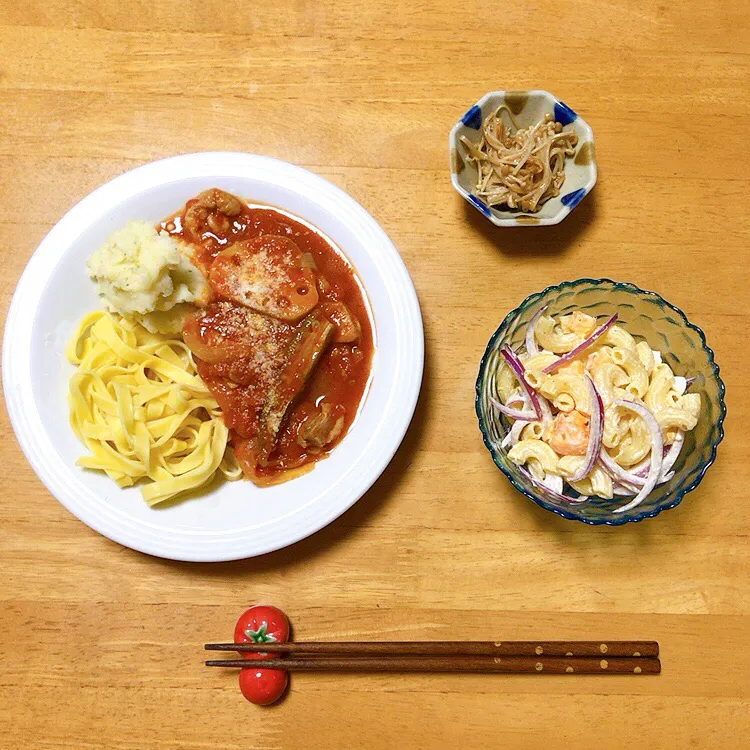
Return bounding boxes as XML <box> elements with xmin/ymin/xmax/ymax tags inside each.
<box><xmin>450</xmin><ymin>90</ymin><xmax>597</xmax><ymax>227</ymax></box>
<box><xmin>476</xmin><ymin>279</ymin><xmax>726</xmax><ymax>525</ymax></box>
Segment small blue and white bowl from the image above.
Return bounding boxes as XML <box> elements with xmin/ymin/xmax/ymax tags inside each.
<box><xmin>449</xmin><ymin>90</ymin><xmax>597</xmax><ymax>227</ymax></box>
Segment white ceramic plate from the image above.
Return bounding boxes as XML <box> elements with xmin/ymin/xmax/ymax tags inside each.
<box><xmin>2</xmin><ymin>153</ymin><xmax>423</xmax><ymax>562</ymax></box>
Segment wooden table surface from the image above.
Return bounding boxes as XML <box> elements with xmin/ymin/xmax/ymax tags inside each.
<box><xmin>1</xmin><ymin>1</ymin><xmax>748</xmax><ymax>747</ymax></box>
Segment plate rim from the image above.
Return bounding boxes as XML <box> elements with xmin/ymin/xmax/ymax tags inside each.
<box><xmin>2</xmin><ymin>152</ymin><xmax>424</xmax><ymax>561</ymax></box>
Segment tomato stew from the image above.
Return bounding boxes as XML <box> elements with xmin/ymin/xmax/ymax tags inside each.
<box><xmin>163</xmin><ymin>189</ymin><xmax>374</xmax><ymax>486</ymax></box>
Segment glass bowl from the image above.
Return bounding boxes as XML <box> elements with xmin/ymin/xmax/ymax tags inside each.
<box><xmin>475</xmin><ymin>279</ymin><xmax>726</xmax><ymax>525</ymax></box>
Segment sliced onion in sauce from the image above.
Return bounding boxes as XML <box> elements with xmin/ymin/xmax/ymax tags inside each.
<box><xmin>569</xmin><ymin>375</ymin><xmax>603</xmax><ymax>483</ymax></box>
<box><xmin>506</xmin><ymin>392</ymin><xmax>526</xmax><ymax>409</ymax></box>
<box><xmin>660</xmin><ymin>431</ymin><xmax>684</xmax><ymax>478</ymax></box>
<box><xmin>497</xmin><ymin>391</ymin><xmax>534</xmax><ymax>448</ymax></box>
<box><xmin>520</xmin><ymin>468</ymin><xmax>586</xmax><ymax>504</ymax></box>
<box><xmin>524</xmin><ymin>305</ymin><xmax>547</xmax><ymax>357</ymax></box>
<box><xmin>612</xmin><ymin>483</ymin><xmax>637</xmax><ymax>497</ymax></box>
<box><xmin>500</xmin><ymin>344</ymin><xmax>543</xmax><ymax>421</ymax></box>
<box><xmin>598</xmin><ymin>449</ymin><xmax>647</xmax><ymax>488</ymax></box>
<box><xmin>542</xmin><ymin>314</ymin><xmax>618</xmax><ymax>373</ymax></box>
<box><xmin>611</xmin><ymin>400</ymin><xmax>664</xmax><ymax>514</ymax></box>
<box><xmin>537</xmin><ymin>394</ymin><xmax>553</xmax><ymax>424</ymax></box>
<box><xmin>489</xmin><ymin>395</ymin><xmax>537</xmax><ymax>422</ymax></box>
<box><xmin>539</xmin><ymin>472</ymin><xmax>564</xmax><ymax>494</ymax></box>
<box><xmin>501</xmin><ymin>419</ymin><xmax>526</xmax><ymax>449</ymax></box>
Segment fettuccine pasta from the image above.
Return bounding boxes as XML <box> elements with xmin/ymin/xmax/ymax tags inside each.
<box><xmin>67</xmin><ymin>311</ymin><xmax>241</xmax><ymax>505</ymax></box>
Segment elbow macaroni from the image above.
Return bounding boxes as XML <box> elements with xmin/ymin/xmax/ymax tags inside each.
<box><xmin>592</xmin><ymin>362</ymin><xmax>629</xmax><ymax>407</ymax></box>
<box><xmin>570</xmin><ymin>466</ymin><xmax>614</xmax><ymax>499</ymax></box>
<box><xmin>560</xmin><ymin>311</ymin><xmax>597</xmax><ymax>338</ymax></box>
<box><xmin>497</xmin><ymin>309</ymin><xmax>702</xmax><ymax>502</ymax></box>
<box><xmin>494</xmin><ymin>361</ymin><xmax>517</xmax><ymax>402</ymax></box>
<box><xmin>602</xmin><ymin>325</ymin><xmax>636</xmax><ymax>351</ymax></box>
<box><xmin>534</xmin><ymin>315</ymin><xmax>582</xmax><ymax>353</ymax></box>
<box><xmin>556</xmin><ymin>456</ymin><xmax>614</xmax><ymax>499</ymax></box>
<box><xmin>610</xmin><ymin>415</ymin><xmax>652</xmax><ymax>466</ymax></box>
<box><xmin>508</xmin><ymin>439</ymin><xmax>559</xmax><ymax>476</ymax></box>
<box><xmin>611</xmin><ymin>347</ymin><xmax>649</xmax><ymax>398</ymax></box>
<box><xmin>635</xmin><ymin>341</ymin><xmax>655</xmax><ymax>374</ymax></box>
<box><xmin>538</xmin><ymin>373</ymin><xmax>591</xmax><ymax>414</ymax></box>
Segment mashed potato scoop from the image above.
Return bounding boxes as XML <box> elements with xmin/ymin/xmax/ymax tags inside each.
<box><xmin>86</xmin><ymin>221</ymin><xmax>208</xmax><ymax>333</ymax></box>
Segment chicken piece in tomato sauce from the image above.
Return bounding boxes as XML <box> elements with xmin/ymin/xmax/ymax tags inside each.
<box><xmin>183</xmin><ymin>189</ymin><xmax>243</xmax><ymax>246</ymax></box>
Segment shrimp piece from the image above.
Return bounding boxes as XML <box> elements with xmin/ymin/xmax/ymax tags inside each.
<box><xmin>548</xmin><ymin>410</ymin><xmax>590</xmax><ymax>456</ymax></box>
<box><xmin>560</xmin><ymin>310</ymin><xmax>597</xmax><ymax>339</ymax></box>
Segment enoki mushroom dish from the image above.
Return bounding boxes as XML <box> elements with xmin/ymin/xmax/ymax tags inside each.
<box><xmin>460</xmin><ymin>108</ymin><xmax>578</xmax><ymax>212</ymax></box>
<box><xmin>68</xmin><ymin>188</ymin><xmax>374</xmax><ymax>505</ymax></box>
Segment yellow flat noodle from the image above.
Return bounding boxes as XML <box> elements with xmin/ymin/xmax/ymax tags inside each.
<box><xmin>67</xmin><ymin>311</ymin><xmax>242</xmax><ymax>505</ymax></box>
<box><xmin>92</xmin><ymin>315</ymin><xmax>202</xmax><ymax>387</ymax></box>
<box><xmin>66</xmin><ymin>311</ymin><xmax>107</xmax><ymax>364</ymax></box>
<box><xmin>141</xmin><ymin>419</ymin><xmax>229</xmax><ymax>506</ymax></box>
<box><xmin>220</xmin><ymin>447</ymin><xmax>244</xmax><ymax>481</ymax></box>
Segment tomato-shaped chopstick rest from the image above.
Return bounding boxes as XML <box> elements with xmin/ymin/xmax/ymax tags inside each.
<box><xmin>233</xmin><ymin>605</ymin><xmax>290</xmax><ymax>705</ymax></box>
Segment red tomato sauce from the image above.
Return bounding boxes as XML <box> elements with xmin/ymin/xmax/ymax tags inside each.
<box><xmin>161</xmin><ymin>195</ymin><xmax>374</xmax><ymax>485</ymax></box>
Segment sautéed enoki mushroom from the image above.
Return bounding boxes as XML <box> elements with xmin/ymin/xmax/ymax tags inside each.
<box><xmin>460</xmin><ymin>108</ymin><xmax>578</xmax><ymax>213</ymax></box>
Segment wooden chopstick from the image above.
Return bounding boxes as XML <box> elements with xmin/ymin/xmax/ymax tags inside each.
<box><xmin>205</xmin><ymin>655</ymin><xmax>660</xmax><ymax>675</ymax></box>
<box><xmin>204</xmin><ymin>640</ymin><xmax>658</xmax><ymax>658</ymax></box>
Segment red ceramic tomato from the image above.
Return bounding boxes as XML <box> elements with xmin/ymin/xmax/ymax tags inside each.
<box><xmin>234</xmin><ymin>605</ymin><xmax>290</xmax><ymax>655</ymax></box>
<box><xmin>238</xmin><ymin>664</ymin><xmax>288</xmax><ymax>707</ymax></box>
<box><xmin>234</xmin><ymin>605</ymin><xmax>290</xmax><ymax>705</ymax></box>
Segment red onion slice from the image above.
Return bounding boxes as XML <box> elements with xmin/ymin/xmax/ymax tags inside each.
<box><xmin>500</xmin><ymin>344</ymin><xmax>543</xmax><ymax>421</ymax></box>
<box><xmin>598</xmin><ymin>449</ymin><xmax>647</xmax><ymax>488</ymax></box>
<box><xmin>613</xmin><ymin>484</ymin><xmax>637</xmax><ymax>497</ymax></box>
<box><xmin>611</xmin><ymin>431</ymin><xmax>683</xmax><ymax>485</ymax></box>
<box><xmin>498</xmin><ymin>391</ymin><xmax>533</xmax><ymax>448</ymax></box>
<box><xmin>611</xmin><ymin>400</ymin><xmax>663</xmax><ymax>514</ymax></box>
<box><xmin>661</xmin><ymin>431</ymin><xmax>684</xmax><ymax>477</ymax></box>
<box><xmin>506</xmin><ymin>391</ymin><xmax>526</xmax><ymax>409</ymax></box>
<box><xmin>538</xmin><ymin>394</ymin><xmax>553</xmax><ymax>424</ymax></box>
<box><xmin>532</xmin><ymin>478</ymin><xmax>588</xmax><ymax>505</ymax></box>
<box><xmin>501</xmin><ymin>419</ymin><xmax>526</xmax><ymax>449</ymax></box>
<box><xmin>539</xmin><ymin>473</ymin><xmax>564</xmax><ymax>494</ymax></box>
<box><xmin>520</xmin><ymin>468</ymin><xmax>586</xmax><ymax>504</ymax></box>
<box><xmin>543</xmin><ymin>314</ymin><xmax>618</xmax><ymax>373</ymax></box>
<box><xmin>489</xmin><ymin>395</ymin><xmax>537</xmax><ymax>422</ymax></box>
<box><xmin>629</xmin><ymin>456</ymin><xmax>651</xmax><ymax>478</ymax></box>
<box><xmin>524</xmin><ymin>305</ymin><xmax>547</xmax><ymax>356</ymax></box>
<box><xmin>630</xmin><ymin>451</ymin><xmax>665</xmax><ymax>478</ymax></box>
<box><xmin>569</xmin><ymin>376</ymin><xmax>603</xmax><ymax>482</ymax></box>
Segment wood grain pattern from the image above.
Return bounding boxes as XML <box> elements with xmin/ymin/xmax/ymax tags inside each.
<box><xmin>0</xmin><ymin>0</ymin><xmax>748</xmax><ymax>747</ymax></box>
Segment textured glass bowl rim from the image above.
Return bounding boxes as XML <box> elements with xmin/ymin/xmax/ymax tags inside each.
<box><xmin>475</xmin><ymin>278</ymin><xmax>727</xmax><ymax>526</ymax></box>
